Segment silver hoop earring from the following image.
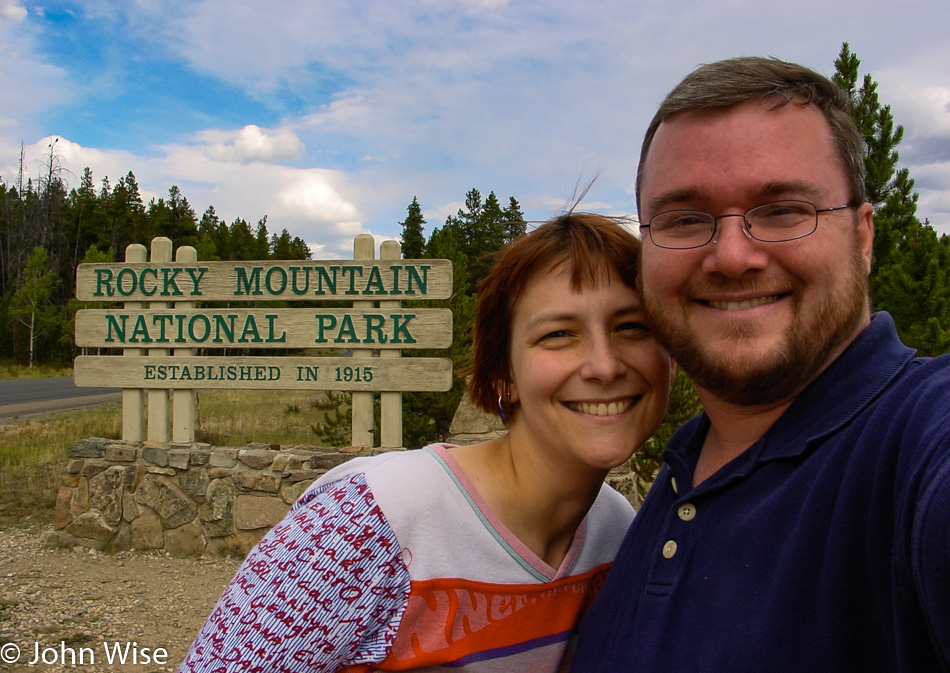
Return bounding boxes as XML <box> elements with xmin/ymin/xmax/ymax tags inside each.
<box><xmin>497</xmin><ymin>395</ymin><xmax>509</xmax><ymax>424</ymax></box>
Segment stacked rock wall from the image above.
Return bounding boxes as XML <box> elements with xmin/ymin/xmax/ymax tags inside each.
<box><xmin>50</xmin><ymin>438</ymin><xmax>383</xmax><ymax>557</ymax></box>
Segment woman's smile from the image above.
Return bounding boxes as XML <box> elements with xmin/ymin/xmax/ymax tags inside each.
<box><xmin>565</xmin><ymin>397</ymin><xmax>638</xmax><ymax>417</ymax></box>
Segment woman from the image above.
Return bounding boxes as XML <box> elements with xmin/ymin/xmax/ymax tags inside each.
<box><xmin>179</xmin><ymin>213</ymin><xmax>672</xmax><ymax>672</ymax></box>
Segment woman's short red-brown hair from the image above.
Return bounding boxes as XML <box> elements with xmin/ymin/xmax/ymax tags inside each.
<box><xmin>467</xmin><ymin>212</ymin><xmax>642</xmax><ymax>419</ymax></box>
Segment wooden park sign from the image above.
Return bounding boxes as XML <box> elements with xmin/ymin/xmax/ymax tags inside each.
<box><xmin>76</xmin><ymin>260</ymin><xmax>452</xmax><ymax>302</ymax></box>
<box><xmin>75</xmin><ymin>308</ymin><xmax>452</xmax><ymax>350</ymax></box>
<box><xmin>73</xmin><ymin>356</ymin><xmax>452</xmax><ymax>391</ymax></box>
<box><xmin>73</xmin><ymin>236</ymin><xmax>453</xmax><ymax>448</ymax></box>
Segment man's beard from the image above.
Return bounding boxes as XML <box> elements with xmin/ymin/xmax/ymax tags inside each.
<box><xmin>641</xmin><ymin>245</ymin><xmax>870</xmax><ymax>407</ymax></box>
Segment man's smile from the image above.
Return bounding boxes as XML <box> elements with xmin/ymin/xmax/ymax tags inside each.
<box><xmin>703</xmin><ymin>294</ymin><xmax>782</xmax><ymax>311</ymax></box>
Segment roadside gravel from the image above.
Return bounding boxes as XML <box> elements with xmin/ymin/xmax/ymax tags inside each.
<box><xmin>0</xmin><ymin>526</ymin><xmax>241</xmax><ymax>673</ymax></box>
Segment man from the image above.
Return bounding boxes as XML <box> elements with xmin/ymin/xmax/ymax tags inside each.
<box><xmin>571</xmin><ymin>57</ymin><xmax>950</xmax><ymax>672</ymax></box>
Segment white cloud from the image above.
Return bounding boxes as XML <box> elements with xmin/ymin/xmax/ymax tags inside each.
<box><xmin>164</xmin><ymin>144</ymin><xmax>386</xmax><ymax>257</ymax></box>
<box><xmin>912</xmin><ymin>163</ymin><xmax>950</xmax><ymax>237</ymax></box>
<box><xmin>885</xmin><ymin>85</ymin><xmax>950</xmax><ymax>163</ymax></box>
<box><xmin>277</xmin><ymin>171</ymin><xmax>360</xmax><ymax>224</ymax></box>
<box><xmin>152</xmin><ymin>144</ymin><xmax>367</xmax><ymax>251</ymax></box>
<box><xmin>200</xmin><ymin>125</ymin><xmax>305</xmax><ymax>164</ymax></box>
<box><xmin>461</xmin><ymin>0</ymin><xmax>510</xmax><ymax>11</ymax></box>
<box><xmin>905</xmin><ymin>86</ymin><xmax>950</xmax><ymax>133</ymax></box>
<box><xmin>0</xmin><ymin>0</ymin><xmax>27</xmax><ymax>24</ymax></box>
<box><xmin>300</xmin><ymin>91</ymin><xmax>373</xmax><ymax>132</ymax></box>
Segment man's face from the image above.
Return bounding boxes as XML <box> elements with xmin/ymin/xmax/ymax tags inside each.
<box><xmin>638</xmin><ymin>99</ymin><xmax>874</xmax><ymax>406</ymax></box>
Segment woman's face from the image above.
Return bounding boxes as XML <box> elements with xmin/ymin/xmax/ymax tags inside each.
<box><xmin>507</xmin><ymin>262</ymin><xmax>672</xmax><ymax>473</ymax></box>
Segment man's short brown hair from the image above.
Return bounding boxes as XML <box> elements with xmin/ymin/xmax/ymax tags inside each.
<box><xmin>636</xmin><ymin>56</ymin><xmax>866</xmax><ymax>214</ymax></box>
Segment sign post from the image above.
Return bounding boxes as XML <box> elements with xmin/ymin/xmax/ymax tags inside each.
<box><xmin>352</xmin><ymin>234</ymin><xmax>376</xmax><ymax>448</ymax></box>
<box><xmin>147</xmin><ymin>237</ymin><xmax>172</xmax><ymax>443</ymax></box>
<box><xmin>172</xmin><ymin>244</ymin><xmax>197</xmax><ymax>443</ymax></box>
<box><xmin>122</xmin><ymin>244</ymin><xmax>147</xmax><ymax>442</ymax></box>
<box><xmin>380</xmin><ymin>239</ymin><xmax>403</xmax><ymax>449</ymax></box>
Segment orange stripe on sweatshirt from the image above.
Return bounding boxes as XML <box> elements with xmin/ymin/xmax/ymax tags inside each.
<box><xmin>369</xmin><ymin>564</ymin><xmax>610</xmax><ymax>670</ymax></box>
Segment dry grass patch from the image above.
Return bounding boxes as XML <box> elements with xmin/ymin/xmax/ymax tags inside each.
<box><xmin>0</xmin><ymin>404</ymin><xmax>122</xmax><ymax>528</ymax></box>
<box><xmin>195</xmin><ymin>389</ymin><xmax>339</xmax><ymax>446</ymax></box>
<box><xmin>0</xmin><ymin>361</ymin><xmax>72</xmax><ymax>380</ymax></box>
<box><xmin>0</xmin><ymin>389</ymin><xmax>345</xmax><ymax>529</ymax></box>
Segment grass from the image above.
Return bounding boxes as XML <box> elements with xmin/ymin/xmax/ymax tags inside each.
<box><xmin>194</xmin><ymin>390</ymin><xmax>337</xmax><ymax>446</ymax></box>
<box><xmin>0</xmin><ymin>360</ymin><xmax>73</xmax><ymax>380</ymax></box>
<box><xmin>0</xmin><ymin>404</ymin><xmax>122</xmax><ymax>529</ymax></box>
<box><xmin>0</xmin><ymin>389</ymin><xmax>342</xmax><ymax>530</ymax></box>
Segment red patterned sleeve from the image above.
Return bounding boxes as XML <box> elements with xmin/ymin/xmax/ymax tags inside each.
<box><xmin>178</xmin><ymin>473</ymin><xmax>410</xmax><ymax>672</ymax></box>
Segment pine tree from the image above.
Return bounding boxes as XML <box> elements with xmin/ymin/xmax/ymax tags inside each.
<box><xmin>444</xmin><ymin>188</ymin><xmax>526</xmax><ymax>294</ymax></box>
<box><xmin>253</xmin><ymin>217</ymin><xmax>271</xmax><ymax>259</ymax></box>
<box><xmin>503</xmin><ymin>197</ymin><xmax>527</xmax><ymax>242</ymax></box>
<box><xmin>197</xmin><ymin>206</ymin><xmax>224</xmax><ymax>260</ymax></box>
<box><xmin>310</xmin><ymin>392</ymin><xmax>353</xmax><ymax>446</ymax></box>
<box><xmin>288</xmin><ymin>235</ymin><xmax>312</xmax><ymax>260</ymax></box>
<box><xmin>228</xmin><ymin>218</ymin><xmax>257</xmax><ymax>260</ymax></box>
<box><xmin>10</xmin><ymin>247</ymin><xmax>60</xmax><ymax>367</ymax></box>
<box><xmin>0</xmin><ymin>182</ymin><xmax>24</xmax><ymax>297</ymax></box>
<box><xmin>166</xmin><ymin>185</ymin><xmax>199</xmax><ymax>246</ymax></box>
<box><xmin>107</xmin><ymin>172</ymin><xmax>146</xmax><ymax>260</ymax></box>
<box><xmin>833</xmin><ymin>42</ymin><xmax>950</xmax><ymax>355</ymax></box>
<box><xmin>270</xmin><ymin>228</ymin><xmax>312</xmax><ymax>260</ymax></box>
<box><xmin>399</xmin><ymin>197</ymin><xmax>427</xmax><ymax>259</ymax></box>
<box><xmin>38</xmin><ymin>137</ymin><xmax>66</xmax><ymax>255</ymax></box>
<box><xmin>66</xmin><ymin>167</ymin><xmax>106</xmax><ymax>271</ymax></box>
<box><xmin>427</xmin><ymin>217</ymin><xmax>471</xmax><ymax>299</ymax></box>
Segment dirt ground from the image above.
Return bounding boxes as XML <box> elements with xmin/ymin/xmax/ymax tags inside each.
<box><xmin>0</xmin><ymin>525</ymin><xmax>242</xmax><ymax>673</ymax></box>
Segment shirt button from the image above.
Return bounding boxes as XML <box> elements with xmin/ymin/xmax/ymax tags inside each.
<box><xmin>662</xmin><ymin>540</ymin><xmax>678</xmax><ymax>559</ymax></box>
<box><xmin>677</xmin><ymin>503</ymin><xmax>697</xmax><ymax>521</ymax></box>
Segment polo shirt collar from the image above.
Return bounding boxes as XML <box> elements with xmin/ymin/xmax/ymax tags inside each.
<box><xmin>759</xmin><ymin>312</ymin><xmax>916</xmax><ymax>460</ymax></box>
<box><xmin>664</xmin><ymin>312</ymin><xmax>917</xmax><ymax>487</ymax></box>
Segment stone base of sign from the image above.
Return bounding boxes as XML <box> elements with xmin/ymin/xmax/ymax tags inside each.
<box><xmin>47</xmin><ymin>437</ymin><xmax>393</xmax><ymax>558</ymax></box>
<box><xmin>49</xmin><ymin>395</ymin><xmax>640</xmax><ymax>558</ymax></box>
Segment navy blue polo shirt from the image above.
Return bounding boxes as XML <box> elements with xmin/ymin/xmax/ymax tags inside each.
<box><xmin>572</xmin><ymin>313</ymin><xmax>950</xmax><ymax>672</ymax></box>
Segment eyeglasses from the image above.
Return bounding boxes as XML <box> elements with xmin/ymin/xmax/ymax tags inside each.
<box><xmin>640</xmin><ymin>200</ymin><xmax>853</xmax><ymax>250</ymax></box>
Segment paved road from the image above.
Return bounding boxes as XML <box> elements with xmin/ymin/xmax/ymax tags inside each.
<box><xmin>0</xmin><ymin>377</ymin><xmax>121</xmax><ymax>420</ymax></box>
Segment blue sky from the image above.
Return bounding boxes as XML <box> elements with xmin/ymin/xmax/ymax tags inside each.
<box><xmin>3</xmin><ymin>0</ymin><xmax>950</xmax><ymax>258</ymax></box>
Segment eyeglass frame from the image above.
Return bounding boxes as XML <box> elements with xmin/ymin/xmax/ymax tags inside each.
<box><xmin>638</xmin><ymin>200</ymin><xmax>855</xmax><ymax>250</ymax></box>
